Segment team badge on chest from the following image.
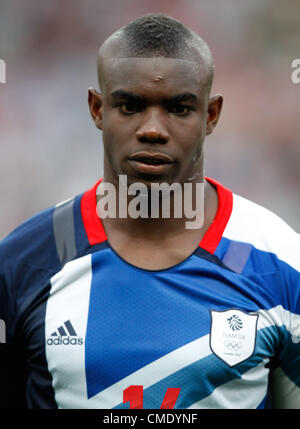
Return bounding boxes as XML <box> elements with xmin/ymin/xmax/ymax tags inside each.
<box><xmin>209</xmin><ymin>309</ymin><xmax>258</xmax><ymax>367</ymax></box>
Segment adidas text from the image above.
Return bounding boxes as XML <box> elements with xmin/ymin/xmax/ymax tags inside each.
<box><xmin>47</xmin><ymin>336</ymin><xmax>83</xmax><ymax>346</ymax></box>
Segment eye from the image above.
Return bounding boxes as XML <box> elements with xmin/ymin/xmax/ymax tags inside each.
<box><xmin>119</xmin><ymin>102</ymin><xmax>141</xmax><ymax>114</ymax></box>
<box><xmin>167</xmin><ymin>105</ymin><xmax>193</xmax><ymax>116</ymax></box>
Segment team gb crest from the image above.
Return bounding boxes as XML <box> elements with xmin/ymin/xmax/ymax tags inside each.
<box><xmin>210</xmin><ymin>309</ymin><xmax>258</xmax><ymax>367</ymax></box>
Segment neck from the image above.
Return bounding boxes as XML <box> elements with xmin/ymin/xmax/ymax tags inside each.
<box><xmin>97</xmin><ymin>176</ymin><xmax>218</xmax><ymax>239</ymax></box>
<box><xmin>98</xmin><ymin>151</ymin><xmax>218</xmax><ymax>236</ymax></box>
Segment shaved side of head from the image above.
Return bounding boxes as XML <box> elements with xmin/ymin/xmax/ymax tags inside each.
<box><xmin>97</xmin><ymin>14</ymin><xmax>215</xmax><ymax>95</ymax></box>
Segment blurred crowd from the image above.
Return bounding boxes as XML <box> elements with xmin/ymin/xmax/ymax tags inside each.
<box><xmin>0</xmin><ymin>0</ymin><xmax>299</xmax><ymax>238</ymax></box>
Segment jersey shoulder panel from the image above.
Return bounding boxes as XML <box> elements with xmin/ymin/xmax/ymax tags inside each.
<box><xmin>215</xmin><ymin>192</ymin><xmax>300</xmax><ymax>316</ymax></box>
<box><xmin>0</xmin><ymin>187</ymin><xmax>99</xmax><ymax>282</ymax></box>
<box><xmin>221</xmin><ymin>192</ymin><xmax>300</xmax><ymax>273</ymax></box>
<box><xmin>0</xmin><ymin>204</ymin><xmax>62</xmax><ymax>282</ymax></box>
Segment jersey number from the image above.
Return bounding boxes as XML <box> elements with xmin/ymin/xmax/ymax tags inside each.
<box><xmin>123</xmin><ymin>385</ymin><xmax>180</xmax><ymax>409</ymax></box>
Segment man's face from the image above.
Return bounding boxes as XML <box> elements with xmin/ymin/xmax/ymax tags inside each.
<box><xmin>89</xmin><ymin>56</ymin><xmax>222</xmax><ymax>186</ymax></box>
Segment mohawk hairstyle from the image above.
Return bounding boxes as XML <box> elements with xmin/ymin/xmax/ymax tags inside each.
<box><xmin>122</xmin><ymin>14</ymin><xmax>193</xmax><ymax>58</ymax></box>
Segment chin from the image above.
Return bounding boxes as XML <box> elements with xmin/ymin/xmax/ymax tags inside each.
<box><xmin>126</xmin><ymin>174</ymin><xmax>161</xmax><ymax>188</ymax></box>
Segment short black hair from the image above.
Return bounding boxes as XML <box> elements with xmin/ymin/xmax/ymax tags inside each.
<box><xmin>122</xmin><ymin>14</ymin><xmax>193</xmax><ymax>58</ymax></box>
<box><xmin>98</xmin><ymin>14</ymin><xmax>214</xmax><ymax>93</ymax></box>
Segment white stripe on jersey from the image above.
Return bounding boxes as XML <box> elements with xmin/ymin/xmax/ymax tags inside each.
<box><xmin>45</xmin><ymin>254</ymin><xmax>92</xmax><ymax>409</ymax></box>
<box><xmin>188</xmin><ymin>359</ymin><xmax>269</xmax><ymax>409</ymax></box>
<box><xmin>224</xmin><ymin>193</ymin><xmax>300</xmax><ymax>273</ymax></box>
<box><xmin>256</xmin><ymin>305</ymin><xmax>300</xmax><ymax>336</ymax></box>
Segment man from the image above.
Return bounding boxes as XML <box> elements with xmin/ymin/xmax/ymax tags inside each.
<box><xmin>0</xmin><ymin>14</ymin><xmax>300</xmax><ymax>409</ymax></box>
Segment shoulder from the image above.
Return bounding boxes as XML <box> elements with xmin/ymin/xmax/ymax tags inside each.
<box><xmin>0</xmin><ymin>178</ymin><xmax>106</xmax><ymax>286</ymax></box>
<box><xmin>0</xmin><ymin>190</ymin><xmax>94</xmax><ymax>335</ymax></box>
<box><xmin>0</xmin><ymin>205</ymin><xmax>59</xmax><ymax>274</ymax></box>
<box><xmin>223</xmin><ymin>192</ymin><xmax>300</xmax><ymax>273</ymax></box>
<box><xmin>0</xmin><ymin>190</ymin><xmax>89</xmax><ymax>288</ymax></box>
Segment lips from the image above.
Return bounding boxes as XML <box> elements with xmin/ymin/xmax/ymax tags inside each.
<box><xmin>129</xmin><ymin>151</ymin><xmax>175</xmax><ymax>164</ymax></box>
<box><xmin>128</xmin><ymin>151</ymin><xmax>175</xmax><ymax>175</ymax></box>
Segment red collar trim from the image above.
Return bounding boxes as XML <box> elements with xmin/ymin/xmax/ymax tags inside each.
<box><xmin>199</xmin><ymin>177</ymin><xmax>233</xmax><ymax>254</ymax></box>
<box><xmin>81</xmin><ymin>178</ymin><xmax>106</xmax><ymax>246</ymax></box>
<box><xmin>81</xmin><ymin>177</ymin><xmax>233</xmax><ymax>253</ymax></box>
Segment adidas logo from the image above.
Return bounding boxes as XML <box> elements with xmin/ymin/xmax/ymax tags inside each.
<box><xmin>47</xmin><ymin>320</ymin><xmax>83</xmax><ymax>346</ymax></box>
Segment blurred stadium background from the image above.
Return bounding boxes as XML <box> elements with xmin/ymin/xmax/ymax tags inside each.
<box><xmin>0</xmin><ymin>0</ymin><xmax>299</xmax><ymax>238</ymax></box>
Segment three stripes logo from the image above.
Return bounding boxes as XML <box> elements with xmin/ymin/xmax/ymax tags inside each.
<box><xmin>47</xmin><ymin>320</ymin><xmax>83</xmax><ymax>346</ymax></box>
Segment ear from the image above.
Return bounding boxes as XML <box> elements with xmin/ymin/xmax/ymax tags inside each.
<box><xmin>206</xmin><ymin>94</ymin><xmax>223</xmax><ymax>135</ymax></box>
<box><xmin>88</xmin><ymin>87</ymin><xmax>103</xmax><ymax>130</ymax></box>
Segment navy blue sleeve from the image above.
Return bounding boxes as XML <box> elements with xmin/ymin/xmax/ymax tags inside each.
<box><xmin>0</xmin><ymin>206</ymin><xmax>61</xmax><ymax>408</ymax></box>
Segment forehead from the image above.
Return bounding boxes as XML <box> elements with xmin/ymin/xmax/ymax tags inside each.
<box><xmin>100</xmin><ymin>57</ymin><xmax>207</xmax><ymax>95</ymax></box>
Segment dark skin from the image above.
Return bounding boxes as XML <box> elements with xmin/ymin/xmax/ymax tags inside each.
<box><xmin>88</xmin><ymin>50</ymin><xmax>223</xmax><ymax>270</ymax></box>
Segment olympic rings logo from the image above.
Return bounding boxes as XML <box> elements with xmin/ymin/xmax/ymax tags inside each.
<box><xmin>224</xmin><ymin>340</ymin><xmax>242</xmax><ymax>351</ymax></box>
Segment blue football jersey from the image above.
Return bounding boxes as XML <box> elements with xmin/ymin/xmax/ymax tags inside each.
<box><xmin>0</xmin><ymin>177</ymin><xmax>299</xmax><ymax>409</ymax></box>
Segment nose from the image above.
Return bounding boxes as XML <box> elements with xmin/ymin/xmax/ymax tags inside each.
<box><xmin>136</xmin><ymin>108</ymin><xmax>169</xmax><ymax>144</ymax></box>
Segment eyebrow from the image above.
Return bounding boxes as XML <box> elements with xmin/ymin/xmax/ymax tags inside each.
<box><xmin>111</xmin><ymin>90</ymin><xmax>144</xmax><ymax>103</ymax></box>
<box><xmin>163</xmin><ymin>93</ymin><xmax>198</xmax><ymax>104</ymax></box>
<box><xmin>110</xmin><ymin>90</ymin><xmax>198</xmax><ymax>104</ymax></box>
